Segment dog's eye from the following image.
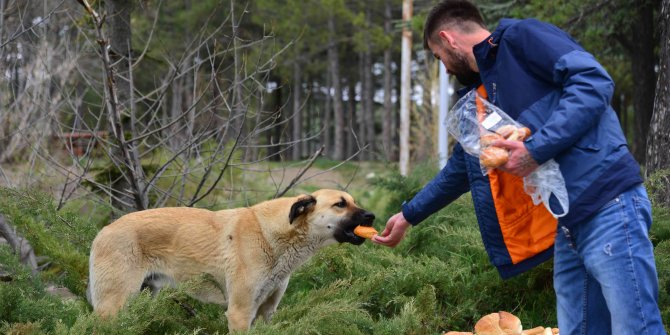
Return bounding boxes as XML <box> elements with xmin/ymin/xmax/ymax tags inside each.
<box><xmin>334</xmin><ymin>200</ymin><xmax>347</xmax><ymax>208</ymax></box>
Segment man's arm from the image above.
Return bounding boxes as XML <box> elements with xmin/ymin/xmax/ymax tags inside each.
<box><xmin>374</xmin><ymin>144</ymin><xmax>471</xmax><ymax>247</ymax></box>
<box><xmin>507</xmin><ymin>20</ymin><xmax>615</xmax><ymax>165</ymax></box>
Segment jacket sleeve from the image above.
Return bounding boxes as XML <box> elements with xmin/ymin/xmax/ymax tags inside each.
<box><xmin>506</xmin><ymin>20</ymin><xmax>615</xmax><ymax>164</ymax></box>
<box><xmin>401</xmin><ymin>143</ymin><xmax>471</xmax><ymax>225</ymax></box>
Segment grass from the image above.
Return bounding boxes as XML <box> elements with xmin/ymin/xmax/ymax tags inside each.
<box><xmin>0</xmin><ymin>161</ymin><xmax>668</xmax><ymax>334</ymax></box>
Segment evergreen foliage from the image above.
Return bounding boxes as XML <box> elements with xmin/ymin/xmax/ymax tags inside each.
<box><xmin>0</xmin><ymin>170</ymin><xmax>668</xmax><ymax>333</ymax></box>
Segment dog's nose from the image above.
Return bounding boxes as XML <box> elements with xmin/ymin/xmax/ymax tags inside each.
<box><xmin>363</xmin><ymin>211</ymin><xmax>375</xmax><ymax>222</ymax></box>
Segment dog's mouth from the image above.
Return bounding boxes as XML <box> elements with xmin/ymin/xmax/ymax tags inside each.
<box><xmin>334</xmin><ymin>210</ymin><xmax>375</xmax><ymax>245</ymax></box>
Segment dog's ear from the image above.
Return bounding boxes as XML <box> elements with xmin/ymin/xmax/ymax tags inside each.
<box><xmin>289</xmin><ymin>195</ymin><xmax>316</xmax><ymax>224</ymax></box>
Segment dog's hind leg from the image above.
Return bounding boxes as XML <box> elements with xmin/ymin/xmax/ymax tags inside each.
<box><xmin>184</xmin><ymin>274</ymin><xmax>228</xmax><ymax>306</ymax></box>
<box><xmin>89</xmin><ymin>252</ymin><xmax>147</xmax><ymax>317</ymax></box>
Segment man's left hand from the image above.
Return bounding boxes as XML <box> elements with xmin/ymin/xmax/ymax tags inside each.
<box><xmin>492</xmin><ymin>139</ymin><xmax>539</xmax><ymax>177</ymax></box>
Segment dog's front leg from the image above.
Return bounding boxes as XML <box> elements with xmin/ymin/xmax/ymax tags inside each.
<box><xmin>255</xmin><ymin>277</ymin><xmax>289</xmax><ymax>323</ymax></box>
<box><xmin>226</xmin><ymin>288</ymin><xmax>257</xmax><ymax>332</ymax></box>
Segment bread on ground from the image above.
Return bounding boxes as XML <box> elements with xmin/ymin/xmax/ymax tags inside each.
<box><xmin>474</xmin><ymin>311</ymin><xmax>522</xmax><ymax>335</ymax></box>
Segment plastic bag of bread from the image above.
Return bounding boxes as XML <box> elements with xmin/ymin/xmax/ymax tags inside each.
<box><xmin>446</xmin><ymin>89</ymin><xmax>569</xmax><ymax>218</ymax></box>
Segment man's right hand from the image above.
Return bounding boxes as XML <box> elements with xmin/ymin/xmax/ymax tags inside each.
<box><xmin>372</xmin><ymin>212</ymin><xmax>411</xmax><ymax>248</ymax></box>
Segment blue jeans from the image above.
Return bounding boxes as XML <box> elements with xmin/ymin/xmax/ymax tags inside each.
<box><xmin>554</xmin><ymin>184</ymin><xmax>666</xmax><ymax>335</ymax></box>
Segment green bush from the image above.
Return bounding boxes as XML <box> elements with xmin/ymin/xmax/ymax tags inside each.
<box><xmin>0</xmin><ymin>172</ymin><xmax>668</xmax><ymax>334</ymax></box>
<box><xmin>0</xmin><ymin>246</ymin><xmax>86</xmax><ymax>334</ymax></box>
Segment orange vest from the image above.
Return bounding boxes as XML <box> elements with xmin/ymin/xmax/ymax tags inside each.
<box><xmin>476</xmin><ymin>85</ymin><xmax>556</xmax><ymax>264</ymax></box>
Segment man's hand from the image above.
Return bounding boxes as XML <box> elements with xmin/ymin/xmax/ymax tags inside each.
<box><xmin>492</xmin><ymin>139</ymin><xmax>539</xmax><ymax>177</ymax></box>
<box><xmin>372</xmin><ymin>212</ymin><xmax>411</xmax><ymax>248</ymax></box>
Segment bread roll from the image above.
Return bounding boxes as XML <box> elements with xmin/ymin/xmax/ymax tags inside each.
<box><xmin>516</xmin><ymin>127</ymin><xmax>531</xmax><ymax>141</ymax></box>
<box><xmin>498</xmin><ymin>311</ymin><xmax>523</xmax><ymax>335</ymax></box>
<box><xmin>494</xmin><ymin>125</ymin><xmax>531</xmax><ymax>142</ymax></box>
<box><xmin>474</xmin><ymin>312</ymin><xmax>522</xmax><ymax>335</ymax></box>
<box><xmin>521</xmin><ymin>326</ymin><xmax>545</xmax><ymax>335</ymax></box>
<box><xmin>496</xmin><ymin>125</ymin><xmax>518</xmax><ymax>139</ymax></box>
<box><xmin>353</xmin><ymin>226</ymin><xmax>378</xmax><ymax>239</ymax></box>
<box><xmin>480</xmin><ymin>146</ymin><xmax>509</xmax><ymax>168</ymax></box>
<box><xmin>480</xmin><ymin>133</ymin><xmax>504</xmax><ymax>147</ymax></box>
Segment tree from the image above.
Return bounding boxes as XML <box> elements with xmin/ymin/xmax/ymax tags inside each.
<box><xmin>646</xmin><ymin>0</ymin><xmax>670</xmax><ymax>205</ymax></box>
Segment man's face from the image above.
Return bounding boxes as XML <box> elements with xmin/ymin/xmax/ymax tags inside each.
<box><xmin>428</xmin><ymin>38</ymin><xmax>480</xmax><ymax>86</ymax></box>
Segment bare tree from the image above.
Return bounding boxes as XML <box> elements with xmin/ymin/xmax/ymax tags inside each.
<box><xmin>0</xmin><ymin>0</ymin><xmax>310</xmax><ymax>214</ymax></box>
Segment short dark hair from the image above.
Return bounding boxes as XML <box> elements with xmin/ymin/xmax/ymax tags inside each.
<box><xmin>423</xmin><ymin>0</ymin><xmax>486</xmax><ymax>49</ymax></box>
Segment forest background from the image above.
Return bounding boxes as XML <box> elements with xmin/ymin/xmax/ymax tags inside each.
<box><xmin>0</xmin><ymin>0</ymin><xmax>669</xmax><ymax>334</ymax></box>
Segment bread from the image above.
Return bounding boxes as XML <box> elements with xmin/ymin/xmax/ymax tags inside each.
<box><xmin>521</xmin><ymin>326</ymin><xmax>545</xmax><ymax>335</ymax></box>
<box><xmin>474</xmin><ymin>312</ymin><xmax>522</xmax><ymax>335</ymax></box>
<box><xmin>495</xmin><ymin>125</ymin><xmax>531</xmax><ymax>142</ymax></box>
<box><xmin>498</xmin><ymin>311</ymin><xmax>522</xmax><ymax>335</ymax></box>
<box><xmin>516</xmin><ymin>127</ymin><xmax>531</xmax><ymax>141</ymax></box>
<box><xmin>496</xmin><ymin>125</ymin><xmax>518</xmax><ymax>139</ymax></box>
<box><xmin>481</xmin><ymin>133</ymin><xmax>504</xmax><ymax>147</ymax></box>
<box><xmin>480</xmin><ymin>146</ymin><xmax>509</xmax><ymax>168</ymax></box>
<box><xmin>353</xmin><ymin>226</ymin><xmax>378</xmax><ymax>239</ymax></box>
<box><xmin>521</xmin><ymin>326</ymin><xmax>559</xmax><ymax>335</ymax></box>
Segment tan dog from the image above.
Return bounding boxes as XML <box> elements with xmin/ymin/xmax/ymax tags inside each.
<box><xmin>87</xmin><ymin>189</ymin><xmax>374</xmax><ymax>331</ymax></box>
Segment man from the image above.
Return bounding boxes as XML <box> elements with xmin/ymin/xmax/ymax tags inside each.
<box><xmin>373</xmin><ymin>1</ymin><xmax>666</xmax><ymax>334</ymax></box>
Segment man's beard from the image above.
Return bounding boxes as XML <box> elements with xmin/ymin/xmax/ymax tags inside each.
<box><xmin>448</xmin><ymin>50</ymin><xmax>480</xmax><ymax>86</ymax></box>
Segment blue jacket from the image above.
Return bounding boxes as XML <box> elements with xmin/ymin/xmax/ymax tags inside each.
<box><xmin>402</xmin><ymin>18</ymin><xmax>642</xmax><ymax>279</ymax></box>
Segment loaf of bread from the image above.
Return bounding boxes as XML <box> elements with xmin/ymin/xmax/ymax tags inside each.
<box><xmin>480</xmin><ymin>146</ymin><xmax>509</xmax><ymax>168</ymax></box>
<box><xmin>353</xmin><ymin>226</ymin><xmax>378</xmax><ymax>239</ymax></box>
<box><xmin>495</xmin><ymin>125</ymin><xmax>531</xmax><ymax>142</ymax></box>
<box><xmin>479</xmin><ymin>125</ymin><xmax>532</xmax><ymax>169</ymax></box>
<box><xmin>474</xmin><ymin>311</ymin><xmax>522</xmax><ymax>335</ymax></box>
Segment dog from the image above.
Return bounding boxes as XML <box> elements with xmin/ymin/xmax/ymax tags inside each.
<box><xmin>87</xmin><ymin>189</ymin><xmax>374</xmax><ymax>331</ymax></box>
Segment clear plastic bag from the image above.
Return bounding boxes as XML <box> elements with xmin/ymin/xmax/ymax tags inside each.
<box><xmin>446</xmin><ymin>90</ymin><xmax>569</xmax><ymax>218</ymax></box>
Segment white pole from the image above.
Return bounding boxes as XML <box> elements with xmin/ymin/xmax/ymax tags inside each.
<box><xmin>438</xmin><ymin>63</ymin><xmax>452</xmax><ymax>168</ymax></box>
<box><xmin>399</xmin><ymin>0</ymin><xmax>412</xmax><ymax>176</ymax></box>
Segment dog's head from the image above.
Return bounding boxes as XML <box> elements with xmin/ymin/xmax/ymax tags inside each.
<box><xmin>288</xmin><ymin>189</ymin><xmax>375</xmax><ymax>246</ymax></box>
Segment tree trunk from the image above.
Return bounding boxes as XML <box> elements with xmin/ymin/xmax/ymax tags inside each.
<box><xmin>628</xmin><ymin>0</ymin><xmax>657</xmax><ymax>164</ymax></box>
<box><xmin>106</xmin><ymin>0</ymin><xmax>132</xmax><ymax>109</ymax></box>
<box><xmin>358</xmin><ymin>52</ymin><xmax>367</xmax><ymax>160</ymax></box>
<box><xmin>383</xmin><ymin>0</ymin><xmax>394</xmax><ymax>162</ymax></box>
<box><xmin>269</xmin><ymin>77</ymin><xmax>283</xmax><ymax>161</ymax></box>
<box><xmin>106</xmin><ymin>0</ymin><xmax>148</xmax><ymax>211</ymax></box>
<box><xmin>646</xmin><ymin>0</ymin><xmax>670</xmax><ymax>206</ymax></box>
<box><xmin>399</xmin><ymin>0</ymin><xmax>413</xmax><ymax>175</ymax></box>
<box><xmin>364</xmin><ymin>35</ymin><xmax>374</xmax><ymax>160</ymax></box>
<box><xmin>328</xmin><ymin>14</ymin><xmax>345</xmax><ymax>160</ymax></box>
<box><xmin>230</xmin><ymin>0</ymin><xmax>246</xmax><ymax>143</ymax></box>
<box><xmin>292</xmin><ymin>61</ymin><xmax>302</xmax><ymax>160</ymax></box>
<box><xmin>323</xmin><ymin>71</ymin><xmax>332</xmax><ymax>157</ymax></box>
<box><xmin>347</xmin><ymin>77</ymin><xmax>357</xmax><ymax>158</ymax></box>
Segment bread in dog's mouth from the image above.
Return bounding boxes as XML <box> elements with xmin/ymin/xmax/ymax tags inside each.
<box><xmin>353</xmin><ymin>225</ymin><xmax>377</xmax><ymax>239</ymax></box>
<box><xmin>334</xmin><ymin>210</ymin><xmax>375</xmax><ymax>245</ymax></box>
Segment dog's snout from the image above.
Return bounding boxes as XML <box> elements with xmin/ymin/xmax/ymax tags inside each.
<box><xmin>363</xmin><ymin>211</ymin><xmax>375</xmax><ymax>223</ymax></box>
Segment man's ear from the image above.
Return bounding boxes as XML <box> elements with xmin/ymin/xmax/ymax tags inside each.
<box><xmin>438</xmin><ymin>30</ymin><xmax>457</xmax><ymax>48</ymax></box>
<box><xmin>289</xmin><ymin>195</ymin><xmax>316</xmax><ymax>224</ymax></box>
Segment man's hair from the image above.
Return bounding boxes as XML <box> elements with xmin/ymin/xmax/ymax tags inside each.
<box><xmin>423</xmin><ymin>0</ymin><xmax>486</xmax><ymax>50</ymax></box>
